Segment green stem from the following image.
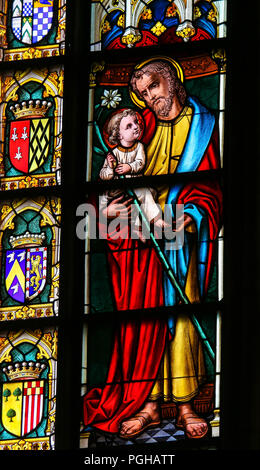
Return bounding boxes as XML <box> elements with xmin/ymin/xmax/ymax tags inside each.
<box><xmin>94</xmin><ymin>121</ymin><xmax>108</xmax><ymax>153</ymax></box>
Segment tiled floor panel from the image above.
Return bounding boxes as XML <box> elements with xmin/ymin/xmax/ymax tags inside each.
<box><xmin>88</xmin><ymin>419</ymin><xmax>185</xmax><ymax>447</ymax></box>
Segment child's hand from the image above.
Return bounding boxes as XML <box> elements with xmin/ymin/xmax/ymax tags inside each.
<box><xmin>115</xmin><ymin>163</ymin><xmax>131</xmax><ymax>175</ymax></box>
<box><xmin>107</xmin><ymin>153</ymin><xmax>117</xmax><ymax>169</ymax></box>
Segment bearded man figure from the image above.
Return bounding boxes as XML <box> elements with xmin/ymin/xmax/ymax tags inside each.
<box><xmin>83</xmin><ymin>59</ymin><xmax>222</xmax><ymax>440</ymax></box>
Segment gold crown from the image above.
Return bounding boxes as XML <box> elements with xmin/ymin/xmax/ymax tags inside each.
<box><xmin>9</xmin><ymin>231</ymin><xmax>45</xmax><ymax>248</ymax></box>
<box><xmin>2</xmin><ymin>361</ymin><xmax>46</xmax><ymax>381</ymax></box>
<box><xmin>10</xmin><ymin>99</ymin><xmax>52</xmax><ymax>119</ymax></box>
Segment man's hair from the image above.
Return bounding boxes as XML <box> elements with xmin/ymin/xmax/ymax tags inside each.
<box><xmin>107</xmin><ymin>108</ymin><xmax>138</xmax><ymax>146</ymax></box>
<box><xmin>130</xmin><ymin>60</ymin><xmax>186</xmax><ymax>108</ymax></box>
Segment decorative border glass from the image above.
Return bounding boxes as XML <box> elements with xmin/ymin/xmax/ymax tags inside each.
<box><xmin>0</xmin><ymin>196</ymin><xmax>61</xmax><ymax>321</ymax></box>
<box><xmin>0</xmin><ymin>327</ymin><xmax>58</xmax><ymax>450</ymax></box>
<box><xmin>0</xmin><ymin>0</ymin><xmax>66</xmax><ymax>61</ymax></box>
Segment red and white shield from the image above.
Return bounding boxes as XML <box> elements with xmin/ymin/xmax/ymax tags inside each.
<box><xmin>21</xmin><ymin>380</ymin><xmax>45</xmax><ymax>436</ymax></box>
<box><xmin>9</xmin><ymin>118</ymin><xmax>50</xmax><ymax>173</ymax></box>
<box><xmin>9</xmin><ymin>120</ymin><xmax>30</xmax><ymax>173</ymax></box>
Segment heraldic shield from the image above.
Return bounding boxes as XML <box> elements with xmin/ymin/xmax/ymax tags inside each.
<box><xmin>1</xmin><ymin>379</ymin><xmax>45</xmax><ymax>436</ymax></box>
<box><xmin>11</xmin><ymin>0</ymin><xmax>54</xmax><ymax>45</ymax></box>
<box><xmin>1</xmin><ymin>359</ymin><xmax>47</xmax><ymax>438</ymax></box>
<box><xmin>5</xmin><ymin>232</ymin><xmax>47</xmax><ymax>303</ymax></box>
<box><xmin>9</xmin><ymin>118</ymin><xmax>51</xmax><ymax>174</ymax></box>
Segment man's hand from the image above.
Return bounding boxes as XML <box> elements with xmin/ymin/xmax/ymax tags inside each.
<box><xmin>102</xmin><ymin>194</ymin><xmax>133</xmax><ymax>220</ymax></box>
<box><xmin>115</xmin><ymin>163</ymin><xmax>131</xmax><ymax>175</ymax></box>
<box><xmin>173</xmin><ymin>214</ymin><xmax>193</xmax><ymax>233</ymax></box>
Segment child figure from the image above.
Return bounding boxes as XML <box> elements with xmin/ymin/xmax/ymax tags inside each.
<box><xmin>99</xmin><ymin>108</ymin><xmax>169</xmax><ymax>241</ymax></box>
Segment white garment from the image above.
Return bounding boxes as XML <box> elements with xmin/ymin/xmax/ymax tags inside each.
<box><xmin>99</xmin><ymin>142</ymin><xmax>145</xmax><ymax>180</ymax></box>
<box><xmin>99</xmin><ymin>142</ymin><xmax>160</xmax><ymax>224</ymax></box>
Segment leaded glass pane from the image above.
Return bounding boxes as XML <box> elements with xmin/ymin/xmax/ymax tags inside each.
<box><xmin>0</xmin><ymin>196</ymin><xmax>61</xmax><ymax>321</ymax></box>
<box><xmin>86</xmin><ymin>51</ymin><xmax>226</xmax><ymax>182</ymax></box>
<box><xmin>0</xmin><ymin>0</ymin><xmax>67</xmax><ymax>61</ymax></box>
<box><xmin>0</xmin><ymin>327</ymin><xmax>58</xmax><ymax>450</ymax></box>
<box><xmin>80</xmin><ymin>310</ymin><xmax>221</xmax><ymax>447</ymax></box>
<box><xmin>0</xmin><ymin>66</ymin><xmax>64</xmax><ymax>191</ymax></box>
<box><xmin>90</xmin><ymin>0</ymin><xmax>227</xmax><ymax>51</ymax></box>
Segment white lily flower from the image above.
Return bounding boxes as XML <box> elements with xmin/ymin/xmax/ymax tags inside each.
<box><xmin>101</xmin><ymin>89</ymin><xmax>122</xmax><ymax>109</ymax></box>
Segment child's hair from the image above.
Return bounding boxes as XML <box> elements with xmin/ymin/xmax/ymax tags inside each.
<box><xmin>107</xmin><ymin>108</ymin><xmax>139</xmax><ymax>146</ymax></box>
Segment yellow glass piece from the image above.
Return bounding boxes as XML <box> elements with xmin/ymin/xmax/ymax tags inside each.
<box><xmin>151</xmin><ymin>21</ymin><xmax>166</xmax><ymax>36</ymax></box>
<box><xmin>2</xmin><ymin>382</ymin><xmax>23</xmax><ymax>436</ymax></box>
<box><xmin>144</xmin><ymin>106</ymin><xmax>193</xmax><ymax>210</ymax></box>
<box><xmin>5</xmin><ymin>259</ymin><xmax>25</xmax><ymax>293</ymax></box>
<box><xmin>35</xmin><ymin>1</ymin><xmax>54</xmax><ymax>8</ymax></box>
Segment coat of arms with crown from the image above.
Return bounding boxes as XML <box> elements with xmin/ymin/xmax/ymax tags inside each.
<box><xmin>5</xmin><ymin>231</ymin><xmax>47</xmax><ymax>303</ymax></box>
<box><xmin>8</xmin><ymin>99</ymin><xmax>52</xmax><ymax>174</ymax></box>
<box><xmin>1</xmin><ymin>360</ymin><xmax>47</xmax><ymax>437</ymax></box>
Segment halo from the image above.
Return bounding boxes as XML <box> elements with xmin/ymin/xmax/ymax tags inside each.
<box><xmin>129</xmin><ymin>56</ymin><xmax>184</xmax><ymax>109</ymax></box>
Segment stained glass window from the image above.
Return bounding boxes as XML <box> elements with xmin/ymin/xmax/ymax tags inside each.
<box><xmin>0</xmin><ymin>0</ymin><xmax>67</xmax><ymax>61</ymax></box>
<box><xmin>1</xmin><ymin>0</ymin><xmax>256</xmax><ymax>457</ymax></box>
<box><xmin>0</xmin><ymin>0</ymin><xmax>65</xmax><ymax>453</ymax></box>
<box><xmin>81</xmin><ymin>311</ymin><xmax>222</xmax><ymax>446</ymax></box>
<box><xmin>80</xmin><ymin>1</ymin><xmax>226</xmax><ymax>450</ymax></box>
<box><xmin>83</xmin><ymin>179</ymin><xmax>223</xmax><ymax>313</ymax></box>
<box><xmin>0</xmin><ymin>327</ymin><xmax>58</xmax><ymax>450</ymax></box>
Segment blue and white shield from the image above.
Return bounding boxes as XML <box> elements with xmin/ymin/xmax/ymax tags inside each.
<box><xmin>5</xmin><ymin>247</ymin><xmax>47</xmax><ymax>302</ymax></box>
<box><xmin>5</xmin><ymin>249</ymin><xmax>26</xmax><ymax>303</ymax></box>
<box><xmin>12</xmin><ymin>0</ymin><xmax>54</xmax><ymax>45</ymax></box>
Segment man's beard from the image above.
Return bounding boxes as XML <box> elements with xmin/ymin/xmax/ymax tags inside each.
<box><xmin>152</xmin><ymin>96</ymin><xmax>173</xmax><ymax>117</ymax></box>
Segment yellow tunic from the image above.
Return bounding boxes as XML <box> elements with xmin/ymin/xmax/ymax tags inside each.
<box><xmin>144</xmin><ymin>105</ymin><xmax>192</xmax><ymax>211</ymax></box>
<box><xmin>145</xmin><ymin>106</ymin><xmax>206</xmax><ymax>402</ymax></box>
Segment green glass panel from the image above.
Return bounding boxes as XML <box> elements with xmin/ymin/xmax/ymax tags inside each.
<box><xmin>0</xmin><ymin>327</ymin><xmax>58</xmax><ymax>450</ymax></box>
<box><xmin>0</xmin><ymin>197</ymin><xmax>61</xmax><ymax>321</ymax></box>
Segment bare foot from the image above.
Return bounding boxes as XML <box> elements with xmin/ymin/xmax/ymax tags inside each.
<box><xmin>176</xmin><ymin>403</ymin><xmax>208</xmax><ymax>438</ymax></box>
<box><xmin>119</xmin><ymin>401</ymin><xmax>160</xmax><ymax>438</ymax></box>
